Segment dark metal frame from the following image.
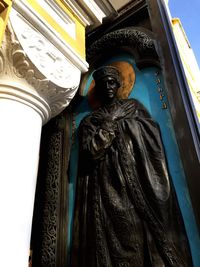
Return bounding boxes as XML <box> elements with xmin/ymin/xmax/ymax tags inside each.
<box><xmin>31</xmin><ymin>1</ymin><xmax>200</xmax><ymax>266</ymax></box>
<box><xmin>31</xmin><ymin>112</ymin><xmax>70</xmax><ymax>267</ymax></box>
<box><xmin>148</xmin><ymin>0</ymin><xmax>200</xmax><ymax>228</ymax></box>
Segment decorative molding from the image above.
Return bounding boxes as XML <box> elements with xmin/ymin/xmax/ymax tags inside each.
<box><xmin>117</xmin><ymin>0</ymin><xmax>146</xmax><ymax>16</ymax></box>
<box><xmin>40</xmin><ymin>129</ymin><xmax>62</xmax><ymax>266</ymax></box>
<box><xmin>11</xmin><ymin>9</ymin><xmax>80</xmax><ymax>89</ymax></box>
<box><xmin>80</xmin><ymin>0</ymin><xmax>106</xmax><ymax>24</ymax></box>
<box><xmin>0</xmin><ymin>19</ymin><xmax>81</xmax><ymax>123</ymax></box>
<box><xmin>61</xmin><ymin>0</ymin><xmax>117</xmax><ymax>26</ymax></box>
<box><xmin>0</xmin><ymin>49</ymin><xmax>4</xmax><ymax>73</ymax></box>
<box><xmin>94</xmin><ymin>0</ymin><xmax>118</xmax><ymax>15</ymax></box>
<box><xmin>36</xmin><ymin>0</ymin><xmax>76</xmax><ymax>40</ymax></box>
<box><xmin>0</xmin><ymin>1</ymin><xmax>8</xmax><ymax>13</ymax></box>
<box><xmin>63</xmin><ymin>0</ymin><xmax>109</xmax><ymax>26</ymax></box>
<box><xmin>61</xmin><ymin>0</ymin><xmax>91</xmax><ymax>26</ymax></box>
<box><xmin>31</xmin><ymin>113</ymin><xmax>69</xmax><ymax>266</ymax></box>
<box><xmin>87</xmin><ymin>27</ymin><xmax>159</xmax><ymax>67</ymax></box>
<box><xmin>12</xmin><ymin>0</ymin><xmax>89</xmax><ymax>72</ymax></box>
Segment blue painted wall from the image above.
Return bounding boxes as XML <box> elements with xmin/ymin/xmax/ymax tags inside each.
<box><xmin>68</xmin><ymin>53</ymin><xmax>200</xmax><ymax>265</ymax></box>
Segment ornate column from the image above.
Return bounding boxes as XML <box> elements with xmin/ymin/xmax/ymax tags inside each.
<box><xmin>0</xmin><ymin>11</ymin><xmax>80</xmax><ymax>267</ymax></box>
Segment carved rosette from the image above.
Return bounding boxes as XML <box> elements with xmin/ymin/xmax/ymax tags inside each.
<box><xmin>0</xmin><ymin>11</ymin><xmax>81</xmax><ymax>124</ymax></box>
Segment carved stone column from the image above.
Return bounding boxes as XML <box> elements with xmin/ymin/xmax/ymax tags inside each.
<box><xmin>0</xmin><ymin>10</ymin><xmax>81</xmax><ymax>267</ymax></box>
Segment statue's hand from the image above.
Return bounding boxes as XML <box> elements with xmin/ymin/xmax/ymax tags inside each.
<box><xmin>99</xmin><ymin>129</ymin><xmax>115</xmax><ymax>147</ymax></box>
<box><xmin>91</xmin><ymin>128</ymin><xmax>115</xmax><ymax>151</ymax></box>
<box><xmin>90</xmin><ymin>128</ymin><xmax>116</xmax><ymax>159</ymax></box>
<box><xmin>101</xmin><ymin>119</ymin><xmax>117</xmax><ymax>132</ymax></box>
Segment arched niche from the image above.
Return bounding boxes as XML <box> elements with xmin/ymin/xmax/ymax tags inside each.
<box><xmin>87</xmin><ymin>27</ymin><xmax>159</xmax><ymax>67</ymax></box>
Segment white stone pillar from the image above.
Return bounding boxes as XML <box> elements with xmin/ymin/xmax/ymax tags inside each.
<box><xmin>0</xmin><ymin>12</ymin><xmax>81</xmax><ymax>265</ymax></box>
<box><xmin>0</xmin><ymin>98</ymin><xmax>42</xmax><ymax>267</ymax></box>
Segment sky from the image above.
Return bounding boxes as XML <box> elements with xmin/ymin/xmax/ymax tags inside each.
<box><xmin>168</xmin><ymin>0</ymin><xmax>200</xmax><ymax>69</ymax></box>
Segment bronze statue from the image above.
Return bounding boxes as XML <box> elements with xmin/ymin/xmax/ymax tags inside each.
<box><xmin>71</xmin><ymin>66</ymin><xmax>192</xmax><ymax>267</ymax></box>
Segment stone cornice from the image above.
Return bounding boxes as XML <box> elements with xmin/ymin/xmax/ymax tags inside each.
<box><xmin>63</xmin><ymin>0</ymin><xmax>114</xmax><ymax>26</ymax></box>
<box><xmin>0</xmin><ymin>20</ymin><xmax>81</xmax><ymax>124</ymax></box>
<box><xmin>12</xmin><ymin>0</ymin><xmax>89</xmax><ymax>72</ymax></box>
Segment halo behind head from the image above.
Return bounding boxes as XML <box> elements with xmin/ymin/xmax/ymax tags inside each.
<box><xmin>93</xmin><ymin>66</ymin><xmax>121</xmax><ymax>87</ymax></box>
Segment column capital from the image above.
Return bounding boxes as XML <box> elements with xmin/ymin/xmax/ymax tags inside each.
<box><xmin>0</xmin><ymin>13</ymin><xmax>81</xmax><ymax>124</ymax></box>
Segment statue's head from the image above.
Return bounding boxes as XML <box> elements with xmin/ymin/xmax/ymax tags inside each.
<box><xmin>93</xmin><ymin>66</ymin><xmax>121</xmax><ymax>103</ymax></box>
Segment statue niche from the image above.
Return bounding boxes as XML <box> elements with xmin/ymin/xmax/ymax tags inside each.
<box><xmin>71</xmin><ymin>66</ymin><xmax>192</xmax><ymax>267</ymax></box>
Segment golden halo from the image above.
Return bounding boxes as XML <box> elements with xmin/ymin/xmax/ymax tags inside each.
<box><xmin>87</xmin><ymin>61</ymin><xmax>135</xmax><ymax>109</ymax></box>
<box><xmin>110</xmin><ymin>61</ymin><xmax>135</xmax><ymax>99</ymax></box>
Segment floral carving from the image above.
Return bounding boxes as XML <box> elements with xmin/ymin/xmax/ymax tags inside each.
<box><xmin>0</xmin><ymin>18</ymin><xmax>80</xmax><ymax>120</ymax></box>
<box><xmin>87</xmin><ymin>28</ymin><xmax>159</xmax><ymax>66</ymax></box>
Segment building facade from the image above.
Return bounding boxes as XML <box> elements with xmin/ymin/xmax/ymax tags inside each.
<box><xmin>171</xmin><ymin>18</ymin><xmax>200</xmax><ymax>122</ymax></box>
<box><xmin>0</xmin><ymin>0</ymin><xmax>200</xmax><ymax>266</ymax></box>
<box><xmin>0</xmin><ymin>1</ymin><xmax>116</xmax><ymax>266</ymax></box>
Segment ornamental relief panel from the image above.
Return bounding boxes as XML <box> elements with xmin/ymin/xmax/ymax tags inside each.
<box><xmin>0</xmin><ymin>10</ymin><xmax>81</xmax><ymax>119</ymax></box>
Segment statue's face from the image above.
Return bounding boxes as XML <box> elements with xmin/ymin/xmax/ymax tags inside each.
<box><xmin>96</xmin><ymin>76</ymin><xmax>120</xmax><ymax>101</ymax></box>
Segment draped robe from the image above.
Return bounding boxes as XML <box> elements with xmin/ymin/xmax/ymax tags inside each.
<box><xmin>71</xmin><ymin>99</ymin><xmax>192</xmax><ymax>267</ymax></box>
